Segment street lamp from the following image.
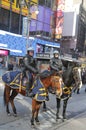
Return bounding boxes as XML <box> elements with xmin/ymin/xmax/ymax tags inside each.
<box><xmin>19</xmin><ymin>0</ymin><xmax>39</xmax><ymax>53</ymax></box>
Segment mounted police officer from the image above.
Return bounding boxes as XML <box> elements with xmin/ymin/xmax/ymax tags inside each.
<box><xmin>50</xmin><ymin>50</ymin><xmax>63</xmax><ymax>76</ymax></box>
<box><xmin>23</xmin><ymin>47</ymin><xmax>38</xmax><ymax>97</ymax></box>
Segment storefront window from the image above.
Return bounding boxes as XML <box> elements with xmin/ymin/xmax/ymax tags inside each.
<box><xmin>11</xmin><ymin>12</ymin><xmax>20</xmax><ymax>34</ymax></box>
<box><xmin>0</xmin><ymin>8</ymin><xmax>9</xmax><ymax>31</ymax></box>
<box><xmin>38</xmin><ymin>0</ymin><xmax>45</xmax><ymax>6</ymax></box>
<box><xmin>36</xmin><ymin>44</ymin><xmax>44</xmax><ymax>53</ymax></box>
<box><xmin>38</xmin><ymin>0</ymin><xmax>51</xmax><ymax>8</ymax></box>
<box><xmin>45</xmin><ymin>46</ymin><xmax>51</xmax><ymax>52</ymax></box>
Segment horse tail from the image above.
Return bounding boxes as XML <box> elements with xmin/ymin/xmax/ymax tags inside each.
<box><xmin>3</xmin><ymin>84</ymin><xmax>7</xmax><ymax>106</ymax></box>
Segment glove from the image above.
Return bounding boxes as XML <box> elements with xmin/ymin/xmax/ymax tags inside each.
<box><xmin>59</xmin><ymin>70</ymin><xmax>63</xmax><ymax>74</ymax></box>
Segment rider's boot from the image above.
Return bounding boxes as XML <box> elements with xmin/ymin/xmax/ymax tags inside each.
<box><xmin>45</xmin><ymin>91</ymin><xmax>49</xmax><ymax>101</ymax></box>
<box><xmin>26</xmin><ymin>82</ymin><xmax>34</xmax><ymax>97</ymax></box>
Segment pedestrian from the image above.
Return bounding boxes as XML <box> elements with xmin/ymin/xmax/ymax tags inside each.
<box><xmin>8</xmin><ymin>61</ymin><xmax>14</xmax><ymax>71</ymax></box>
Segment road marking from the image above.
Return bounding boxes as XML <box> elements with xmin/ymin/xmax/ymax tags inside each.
<box><xmin>16</xmin><ymin>98</ymin><xmax>57</xmax><ymax>130</ymax></box>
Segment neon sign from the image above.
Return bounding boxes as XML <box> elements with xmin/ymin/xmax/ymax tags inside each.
<box><xmin>0</xmin><ymin>49</ymin><xmax>9</xmax><ymax>56</ymax></box>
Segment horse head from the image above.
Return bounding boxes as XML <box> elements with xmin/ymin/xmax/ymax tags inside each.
<box><xmin>40</xmin><ymin>72</ymin><xmax>63</xmax><ymax>96</ymax></box>
<box><xmin>51</xmin><ymin>76</ymin><xmax>63</xmax><ymax>97</ymax></box>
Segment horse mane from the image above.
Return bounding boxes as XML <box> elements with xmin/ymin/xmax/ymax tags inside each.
<box><xmin>62</xmin><ymin>61</ymin><xmax>75</xmax><ymax>87</ymax></box>
<box><xmin>40</xmin><ymin>75</ymin><xmax>52</xmax><ymax>88</ymax></box>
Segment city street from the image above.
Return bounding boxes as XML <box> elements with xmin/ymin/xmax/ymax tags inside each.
<box><xmin>0</xmin><ymin>0</ymin><xmax>86</xmax><ymax>130</ymax></box>
<box><xmin>0</xmin><ymin>69</ymin><xmax>86</xmax><ymax>130</ymax></box>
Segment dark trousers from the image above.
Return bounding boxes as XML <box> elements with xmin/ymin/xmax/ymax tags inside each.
<box><xmin>25</xmin><ymin>71</ymin><xmax>33</xmax><ymax>91</ymax></box>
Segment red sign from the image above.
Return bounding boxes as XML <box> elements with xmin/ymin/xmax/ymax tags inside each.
<box><xmin>0</xmin><ymin>49</ymin><xmax>9</xmax><ymax>56</ymax></box>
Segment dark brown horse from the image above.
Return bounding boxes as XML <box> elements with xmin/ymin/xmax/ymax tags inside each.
<box><xmin>43</xmin><ymin>60</ymin><xmax>80</xmax><ymax>121</ymax></box>
<box><xmin>3</xmin><ymin>72</ymin><xmax>62</xmax><ymax>126</ymax></box>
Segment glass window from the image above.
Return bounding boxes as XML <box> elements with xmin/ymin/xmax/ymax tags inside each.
<box><xmin>39</xmin><ymin>0</ymin><xmax>51</xmax><ymax>8</ymax></box>
<box><xmin>0</xmin><ymin>8</ymin><xmax>9</xmax><ymax>31</ymax></box>
<box><xmin>38</xmin><ymin>0</ymin><xmax>45</xmax><ymax>6</ymax></box>
<box><xmin>46</xmin><ymin>0</ymin><xmax>51</xmax><ymax>8</ymax></box>
<box><xmin>45</xmin><ymin>46</ymin><xmax>51</xmax><ymax>52</ymax></box>
<box><xmin>11</xmin><ymin>12</ymin><xmax>19</xmax><ymax>34</ymax></box>
<box><xmin>36</xmin><ymin>44</ymin><xmax>45</xmax><ymax>53</ymax></box>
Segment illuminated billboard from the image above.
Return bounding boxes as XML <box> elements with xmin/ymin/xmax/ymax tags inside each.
<box><xmin>55</xmin><ymin>0</ymin><xmax>65</xmax><ymax>39</ymax></box>
<box><xmin>29</xmin><ymin>6</ymin><xmax>52</xmax><ymax>32</ymax></box>
<box><xmin>0</xmin><ymin>49</ymin><xmax>9</xmax><ymax>56</ymax></box>
<box><xmin>1</xmin><ymin>0</ymin><xmax>38</xmax><ymax>16</ymax></box>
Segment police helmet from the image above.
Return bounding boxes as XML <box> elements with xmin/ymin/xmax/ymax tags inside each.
<box><xmin>53</xmin><ymin>50</ymin><xmax>59</xmax><ymax>55</ymax></box>
<box><xmin>27</xmin><ymin>47</ymin><xmax>34</xmax><ymax>52</ymax></box>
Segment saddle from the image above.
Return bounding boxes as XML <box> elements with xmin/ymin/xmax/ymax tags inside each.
<box><xmin>39</xmin><ymin>70</ymin><xmax>52</xmax><ymax>79</ymax></box>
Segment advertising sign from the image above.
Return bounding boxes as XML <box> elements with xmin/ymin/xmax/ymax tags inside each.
<box><xmin>0</xmin><ymin>49</ymin><xmax>9</xmax><ymax>56</ymax></box>
<box><xmin>30</xmin><ymin>6</ymin><xmax>52</xmax><ymax>32</ymax></box>
<box><xmin>55</xmin><ymin>0</ymin><xmax>65</xmax><ymax>39</ymax></box>
<box><xmin>1</xmin><ymin>0</ymin><xmax>38</xmax><ymax>16</ymax></box>
<box><xmin>50</xmin><ymin>0</ymin><xmax>65</xmax><ymax>39</ymax></box>
<box><xmin>36</xmin><ymin>53</ymin><xmax>50</xmax><ymax>59</ymax></box>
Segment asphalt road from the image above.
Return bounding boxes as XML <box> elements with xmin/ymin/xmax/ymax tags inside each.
<box><xmin>0</xmin><ymin>69</ymin><xmax>86</xmax><ymax>130</ymax></box>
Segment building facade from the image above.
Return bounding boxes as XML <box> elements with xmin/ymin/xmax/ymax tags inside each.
<box><xmin>61</xmin><ymin>0</ymin><xmax>82</xmax><ymax>56</ymax></box>
<box><xmin>0</xmin><ymin>0</ymin><xmax>83</xmax><ymax>58</ymax></box>
<box><xmin>76</xmin><ymin>0</ymin><xmax>86</xmax><ymax>56</ymax></box>
<box><xmin>0</xmin><ymin>0</ymin><xmax>65</xmax><ymax>40</ymax></box>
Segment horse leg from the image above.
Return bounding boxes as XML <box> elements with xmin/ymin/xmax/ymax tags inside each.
<box><xmin>77</xmin><ymin>88</ymin><xmax>80</xmax><ymax>94</ymax></box>
<box><xmin>56</xmin><ymin>98</ymin><xmax>61</xmax><ymax>121</ymax></box>
<box><xmin>35</xmin><ymin>101</ymin><xmax>42</xmax><ymax>125</ymax></box>
<box><xmin>31</xmin><ymin>99</ymin><xmax>37</xmax><ymax>126</ymax></box>
<box><xmin>9</xmin><ymin>90</ymin><xmax>18</xmax><ymax>116</ymax></box>
<box><xmin>42</xmin><ymin>101</ymin><xmax>47</xmax><ymax>111</ymax></box>
<box><xmin>3</xmin><ymin>85</ymin><xmax>11</xmax><ymax>115</ymax></box>
<box><xmin>62</xmin><ymin>98</ymin><xmax>68</xmax><ymax>120</ymax></box>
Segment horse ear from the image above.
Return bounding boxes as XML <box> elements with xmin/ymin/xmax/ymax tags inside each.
<box><xmin>62</xmin><ymin>59</ymin><xmax>68</xmax><ymax>68</ymax></box>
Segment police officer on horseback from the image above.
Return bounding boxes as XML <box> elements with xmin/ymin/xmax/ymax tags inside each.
<box><xmin>23</xmin><ymin>47</ymin><xmax>38</xmax><ymax>97</ymax></box>
<box><xmin>50</xmin><ymin>50</ymin><xmax>63</xmax><ymax>76</ymax></box>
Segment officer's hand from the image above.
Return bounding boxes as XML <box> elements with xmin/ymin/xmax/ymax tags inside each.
<box><xmin>59</xmin><ymin>70</ymin><xmax>63</xmax><ymax>74</ymax></box>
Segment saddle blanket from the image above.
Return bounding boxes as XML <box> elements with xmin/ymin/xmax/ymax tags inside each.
<box><xmin>2</xmin><ymin>70</ymin><xmax>27</xmax><ymax>89</ymax></box>
<box><xmin>32</xmin><ymin>78</ymin><xmax>47</xmax><ymax>102</ymax></box>
<box><xmin>2</xmin><ymin>71</ymin><xmax>48</xmax><ymax>101</ymax></box>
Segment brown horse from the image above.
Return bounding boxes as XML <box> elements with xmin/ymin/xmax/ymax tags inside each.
<box><xmin>43</xmin><ymin>60</ymin><xmax>80</xmax><ymax>121</ymax></box>
<box><xmin>3</xmin><ymin>73</ymin><xmax>62</xmax><ymax>126</ymax></box>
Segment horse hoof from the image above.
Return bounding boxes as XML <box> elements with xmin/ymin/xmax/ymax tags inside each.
<box><xmin>56</xmin><ymin>116</ymin><xmax>61</xmax><ymax>122</ymax></box>
<box><xmin>62</xmin><ymin>117</ymin><xmax>67</xmax><ymax>122</ymax></box>
<box><xmin>35</xmin><ymin>118</ymin><xmax>40</xmax><ymax>125</ymax></box>
<box><xmin>13</xmin><ymin>113</ymin><xmax>17</xmax><ymax>117</ymax></box>
<box><xmin>42</xmin><ymin>108</ymin><xmax>47</xmax><ymax>112</ymax></box>
<box><xmin>35</xmin><ymin>120</ymin><xmax>40</xmax><ymax>125</ymax></box>
<box><xmin>31</xmin><ymin>124</ymin><xmax>35</xmax><ymax>128</ymax></box>
<box><xmin>56</xmin><ymin>118</ymin><xmax>58</xmax><ymax>122</ymax></box>
<box><xmin>36</xmin><ymin>121</ymin><xmax>40</xmax><ymax>125</ymax></box>
<box><xmin>62</xmin><ymin>118</ymin><xmax>67</xmax><ymax>122</ymax></box>
<box><xmin>7</xmin><ymin>113</ymin><xmax>11</xmax><ymax>116</ymax></box>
